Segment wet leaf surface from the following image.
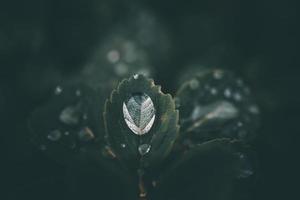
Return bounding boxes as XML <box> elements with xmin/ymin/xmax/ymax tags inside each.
<box><xmin>176</xmin><ymin>68</ymin><xmax>260</xmax><ymax>145</ymax></box>
<box><xmin>104</xmin><ymin>74</ymin><xmax>179</xmax><ymax>171</ymax></box>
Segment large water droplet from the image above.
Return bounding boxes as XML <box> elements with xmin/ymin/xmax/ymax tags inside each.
<box><xmin>138</xmin><ymin>144</ymin><xmax>151</xmax><ymax>156</ymax></box>
<box><xmin>206</xmin><ymin>101</ymin><xmax>239</xmax><ymax>120</ymax></box>
<box><xmin>133</xmin><ymin>74</ymin><xmax>139</xmax><ymax>79</ymax></box>
<box><xmin>123</xmin><ymin>93</ymin><xmax>155</xmax><ymax>135</ymax></box>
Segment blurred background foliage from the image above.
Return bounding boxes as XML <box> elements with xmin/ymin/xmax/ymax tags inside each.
<box><xmin>0</xmin><ymin>0</ymin><xmax>299</xmax><ymax>199</ymax></box>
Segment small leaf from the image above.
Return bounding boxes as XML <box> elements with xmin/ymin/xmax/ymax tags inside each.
<box><xmin>103</xmin><ymin>74</ymin><xmax>179</xmax><ymax>170</ymax></box>
<box><xmin>175</xmin><ymin>68</ymin><xmax>260</xmax><ymax>144</ymax></box>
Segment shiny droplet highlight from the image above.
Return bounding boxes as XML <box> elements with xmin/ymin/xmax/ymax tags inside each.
<box><xmin>123</xmin><ymin>93</ymin><xmax>155</xmax><ymax>135</ymax></box>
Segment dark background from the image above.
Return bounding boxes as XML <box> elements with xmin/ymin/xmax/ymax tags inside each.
<box><xmin>0</xmin><ymin>0</ymin><xmax>299</xmax><ymax>199</ymax></box>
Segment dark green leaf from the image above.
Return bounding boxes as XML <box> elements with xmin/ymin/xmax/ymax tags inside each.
<box><xmin>103</xmin><ymin>74</ymin><xmax>179</xmax><ymax>170</ymax></box>
<box><xmin>176</xmin><ymin>68</ymin><xmax>260</xmax><ymax>144</ymax></box>
<box><xmin>155</xmin><ymin>139</ymin><xmax>249</xmax><ymax>200</ymax></box>
<box><xmin>28</xmin><ymin>83</ymin><xmax>106</xmax><ymax>164</ymax></box>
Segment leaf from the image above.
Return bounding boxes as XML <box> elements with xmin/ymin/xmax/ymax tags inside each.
<box><xmin>103</xmin><ymin>74</ymin><xmax>179</xmax><ymax>170</ymax></box>
<box><xmin>28</xmin><ymin>82</ymin><xmax>106</xmax><ymax>164</ymax></box>
<box><xmin>154</xmin><ymin>139</ymin><xmax>250</xmax><ymax>200</ymax></box>
<box><xmin>175</xmin><ymin>68</ymin><xmax>260</xmax><ymax>144</ymax></box>
<box><xmin>65</xmin><ymin>145</ymin><xmax>138</xmax><ymax>200</ymax></box>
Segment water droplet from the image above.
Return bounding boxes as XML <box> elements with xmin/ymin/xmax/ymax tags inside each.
<box><xmin>54</xmin><ymin>86</ymin><xmax>63</xmax><ymax>95</ymax></box>
<box><xmin>123</xmin><ymin>93</ymin><xmax>155</xmax><ymax>135</ymax></box>
<box><xmin>224</xmin><ymin>88</ymin><xmax>232</xmax><ymax>98</ymax></box>
<box><xmin>64</xmin><ymin>131</ymin><xmax>70</xmax><ymax>136</ymax></box>
<box><xmin>213</xmin><ymin>69</ymin><xmax>224</xmax><ymax>79</ymax></box>
<box><xmin>206</xmin><ymin>101</ymin><xmax>239</xmax><ymax>120</ymax></box>
<box><xmin>133</xmin><ymin>74</ymin><xmax>139</xmax><ymax>79</ymax></box>
<box><xmin>210</xmin><ymin>88</ymin><xmax>218</xmax><ymax>95</ymax></box>
<box><xmin>107</xmin><ymin>49</ymin><xmax>120</xmax><ymax>63</ymax></box>
<box><xmin>191</xmin><ymin>105</ymin><xmax>202</xmax><ymax>120</ymax></box>
<box><xmin>115</xmin><ymin>63</ymin><xmax>128</xmax><ymax>76</ymax></box>
<box><xmin>152</xmin><ymin>181</ymin><xmax>157</xmax><ymax>187</ymax></box>
<box><xmin>233</xmin><ymin>92</ymin><xmax>242</xmax><ymax>102</ymax></box>
<box><xmin>236</xmin><ymin>79</ymin><xmax>244</xmax><ymax>86</ymax></box>
<box><xmin>59</xmin><ymin>105</ymin><xmax>81</xmax><ymax>125</ymax></box>
<box><xmin>121</xmin><ymin>143</ymin><xmax>126</xmax><ymax>148</ymax></box>
<box><xmin>136</xmin><ymin>68</ymin><xmax>150</xmax><ymax>77</ymax></box>
<box><xmin>75</xmin><ymin>89</ymin><xmax>81</xmax><ymax>96</ymax></box>
<box><xmin>249</xmin><ymin>105</ymin><xmax>260</xmax><ymax>114</ymax></box>
<box><xmin>189</xmin><ymin>79</ymin><xmax>199</xmax><ymax>89</ymax></box>
<box><xmin>138</xmin><ymin>144</ymin><xmax>151</xmax><ymax>156</ymax></box>
<box><xmin>47</xmin><ymin>130</ymin><xmax>61</xmax><ymax>141</ymax></box>
<box><xmin>78</xmin><ymin>127</ymin><xmax>95</xmax><ymax>142</ymax></box>
<box><xmin>237</xmin><ymin>121</ymin><xmax>243</xmax><ymax>127</ymax></box>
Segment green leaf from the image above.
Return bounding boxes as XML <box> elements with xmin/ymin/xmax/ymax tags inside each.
<box><xmin>103</xmin><ymin>74</ymin><xmax>179</xmax><ymax>170</ymax></box>
<box><xmin>65</xmin><ymin>145</ymin><xmax>138</xmax><ymax>200</ymax></box>
<box><xmin>175</xmin><ymin>68</ymin><xmax>260</xmax><ymax>144</ymax></box>
<box><xmin>28</xmin><ymin>83</ymin><xmax>106</xmax><ymax>164</ymax></box>
<box><xmin>154</xmin><ymin>139</ymin><xmax>248</xmax><ymax>200</ymax></box>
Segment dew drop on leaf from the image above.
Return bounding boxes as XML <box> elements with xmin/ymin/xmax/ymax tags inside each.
<box><xmin>138</xmin><ymin>144</ymin><xmax>151</xmax><ymax>156</ymax></box>
<box><xmin>121</xmin><ymin>143</ymin><xmax>126</xmax><ymax>148</ymax></box>
<box><xmin>54</xmin><ymin>86</ymin><xmax>63</xmax><ymax>95</ymax></box>
<box><xmin>224</xmin><ymin>88</ymin><xmax>232</xmax><ymax>98</ymax></box>
<box><xmin>133</xmin><ymin>74</ymin><xmax>139</xmax><ymax>79</ymax></box>
<box><xmin>123</xmin><ymin>93</ymin><xmax>155</xmax><ymax>135</ymax></box>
